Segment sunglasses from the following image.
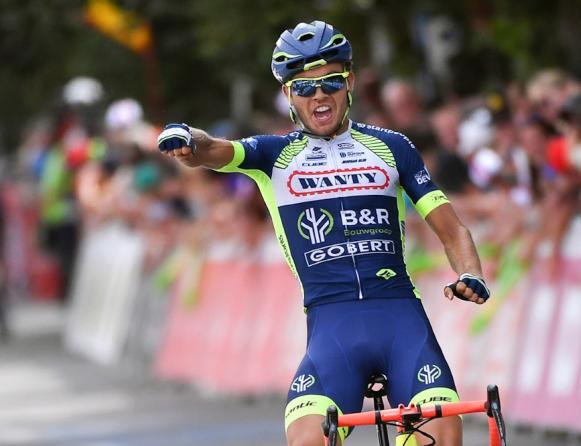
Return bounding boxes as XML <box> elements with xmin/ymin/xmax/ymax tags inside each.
<box><xmin>286</xmin><ymin>71</ymin><xmax>349</xmax><ymax>97</ymax></box>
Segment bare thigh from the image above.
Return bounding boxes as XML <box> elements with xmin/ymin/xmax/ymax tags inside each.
<box><xmin>287</xmin><ymin>414</ymin><xmax>342</xmax><ymax>446</ymax></box>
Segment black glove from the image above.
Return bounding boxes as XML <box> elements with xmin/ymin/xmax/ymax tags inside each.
<box><xmin>446</xmin><ymin>273</ymin><xmax>490</xmax><ymax>302</ymax></box>
<box><xmin>157</xmin><ymin>123</ymin><xmax>196</xmax><ymax>152</ymax></box>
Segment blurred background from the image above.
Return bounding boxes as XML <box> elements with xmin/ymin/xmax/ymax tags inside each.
<box><xmin>1</xmin><ymin>0</ymin><xmax>581</xmax><ymax>445</ymax></box>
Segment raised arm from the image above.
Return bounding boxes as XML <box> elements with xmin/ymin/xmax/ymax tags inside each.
<box><xmin>157</xmin><ymin>124</ymin><xmax>234</xmax><ymax>170</ymax></box>
<box><xmin>424</xmin><ymin>203</ymin><xmax>489</xmax><ymax>304</ymax></box>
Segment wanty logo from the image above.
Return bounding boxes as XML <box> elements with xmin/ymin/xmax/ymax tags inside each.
<box><xmin>298</xmin><ymin>208</ymin><xmax>334</xmax><ymax>244</ymax></box>
<box><xmin>287</xmin><ymin>167</ymin><xmax>389</xmax><ymax>196</ymax></box>
<box><xmin>291</xmin><ymin>374</ymin><xmax>316</xmax><ymax>392</ymax></box>
<box><xmin>417</xmin><ymin>365</ymin><xmax>442</xmax><ymax>384</ymax></box>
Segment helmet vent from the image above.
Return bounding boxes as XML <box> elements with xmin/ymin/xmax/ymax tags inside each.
<box><xmin>321</xmin><ymin>48</ymin><xmax>339</xmax><ymax>58</ymax></box>
<box><xmin>330</xmin><ymin>35</ymin><xmax>345</xmax><ymax>46</ymax></box>
<box><xmin>298</xmin><ymin>32</ymin><xmax>315</xmax><ymax>41</ymax></box>
<box><xmin>286</xmin><ymin>59</ymin><xmax>304</xmax><ymax>70</ymax></box>
<box><xmin>274</xmin><ymin>55</ymin><xmax>288</xmax><ymax>62</ymax></box>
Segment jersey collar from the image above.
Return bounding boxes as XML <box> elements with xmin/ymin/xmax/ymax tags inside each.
<box><xmin>301</xmin><ymin>120</ymin><xmax>353</xmax><ymax>141</ymax></box>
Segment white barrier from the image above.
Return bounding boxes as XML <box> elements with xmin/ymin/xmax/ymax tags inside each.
<box><xmin>64</xmin><ymin>222</ymin><xmax>145</xmax><ymax>365</ymax></box>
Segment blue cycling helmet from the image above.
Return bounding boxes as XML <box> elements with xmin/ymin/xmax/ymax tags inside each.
<box><xmin>271</xmin><ymin>21</ymin><xmax>352</xmax><ymax>83</ymax></box>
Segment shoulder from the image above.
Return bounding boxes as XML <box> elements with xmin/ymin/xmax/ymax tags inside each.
<box><xmin>238</xmin><ymin>130</ymin><xmax>304</xmax><ymax>150</ymax></box>
<box><xmin>351</xmin><ymin>122</ymin><xmax>417</xmax><ymax>153</ymax></box>
<box><xmin>352</xmin><ymin>122</ymin><xmax>415</xmax><ymax>146</ymax></box>
<box><xmin>232</xmin><ymin>130</ymin><xmax>305</xmax><ymax>174</ymax></box>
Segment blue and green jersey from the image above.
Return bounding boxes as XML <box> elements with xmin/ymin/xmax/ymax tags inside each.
<box><xmin>218</xmin><ymin>121</ymin><xmax>449</xmax><ymax>308</ymax></box>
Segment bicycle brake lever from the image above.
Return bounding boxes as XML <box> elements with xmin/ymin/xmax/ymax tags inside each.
<box><xmin>487</xmin><ymin>385</ymin><xmax>507</xmax><ymax>446</ymax></box>
<box><xmin>323</xmin><ymin>406</ymin><xmax>339</xmax><ymax>446</ymax></box>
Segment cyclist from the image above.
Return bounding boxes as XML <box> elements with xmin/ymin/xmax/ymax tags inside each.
<box><xmin>157</xmin><ymin>20</ymin><xmax>490</xmax><ymax>446</ymax></box>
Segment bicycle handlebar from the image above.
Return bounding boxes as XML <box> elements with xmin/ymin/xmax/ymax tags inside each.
<box><xmin>324</xmin><ymin>385</ymin><xmax>507</xmax><ymax>446</ymax></box>
<box><xmin>337</xmin><ymin>400</ymin><xmax>488</xmax><ymax>427</ymax></box>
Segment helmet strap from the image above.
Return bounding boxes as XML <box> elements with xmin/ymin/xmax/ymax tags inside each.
<box><xmin>331</xmin><ymin>84</ymin><xmax>352</xmax><ymax>137</ymax></box>
<box><xmin>287</xmin><ymin>89</ymin><xmax>302</xmax><ymax>127</ymax></box>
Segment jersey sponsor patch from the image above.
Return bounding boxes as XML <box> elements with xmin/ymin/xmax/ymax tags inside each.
<box><xmin>337</xmin><ymin>142</ymin><xmax>355</xmax><ymax>150</ymax></box>
<box><xmin>376</xmin><ymin>268</ymin><xmax>397</xmax><ymax>280</ymax></box>
<box><xmin>302</xmin><ymin>161</ymin><xmax>327</xmax><ymax>167</ymax></box>
<box><xmin>305</xmin><ymin>239</ymin><xmax>395</xmax><ymax>266</ymax></box>
<box><xmin>340</xmin><ymin>208</ymin><xmax>390</xmax><ymax>226</ymax></box>
<box><xmin>339</xmin><ymin>150</ymin><xmax>365</xmax><ymax>158</ymax></box>
<box><xmin>298</xmin><ymin>208</ymin><xmax>334</xmax><ymax>244</ymax></box>
<box><xmin>240</xmin><ymin>137</ymin><xmax>258</xmax><ymax>149</ymax></box>
<box><xmin>287</xmin><ymin>166</ymin><xmax>389</xmax><ymax>196</ymax></box>
<box><xmin>414</xmin><ymin>167</ymin><xmax>431</xmax><ymax>185</ymax></box>
<box><xmin>305</xmin><ymin>146</ymin><xmax>326</xmax><ymax>161</ymax></box>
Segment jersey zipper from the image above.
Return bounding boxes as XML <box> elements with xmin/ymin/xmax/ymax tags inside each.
<box><xmin>326</xmin><ymin>138</ymin><xmax>364</xmax><ymax>300</ymax></box>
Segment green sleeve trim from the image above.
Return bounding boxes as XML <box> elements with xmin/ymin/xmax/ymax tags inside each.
<box><xmin>414</xmin><ymin>190</ymin><xmax>449</xmax><ymax>219</ymax></box>
<box><xmin>215</xmin><ymin>141</ymin><xmax>245</xmax><ymax>172</ymax></box>
<box><xmin>409</xmin><ymin>387</ymin><xmax>460</xmax><ymax>406</ymax></box>
<box><xmin>397</xmin><ymin>187</ymin><xmax>421</xmax><ymax>299</ymax></box>
<box><xmin>409</xmin><ymin>387</ymin><xmax>461</xmax><ymax>419</ymax></box>
<box><xmin>285</xmin><ymin>394</ymin><xmax>348</xmax><ymax>441</ymax></box>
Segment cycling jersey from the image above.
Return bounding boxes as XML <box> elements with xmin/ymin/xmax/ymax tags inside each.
<box><xmin>218</xmin><ymin>121</ymin><xmax>449</xmax><ymax>308</ymax></box>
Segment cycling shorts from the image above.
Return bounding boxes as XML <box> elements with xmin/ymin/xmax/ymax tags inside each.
<box><xmin>284</xmin><ymin>298</ymin><xmax>459</xmax><ymax>441</ymax></box>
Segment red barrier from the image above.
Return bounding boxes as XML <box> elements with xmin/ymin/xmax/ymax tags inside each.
<box><xmin>153</xmin><ymin>222</ymin><xmax>581</xmax><ymax>431</ymax></box>
<box><xmin>0</xmin><ymin>184</ymin><xmax>59</xmax><ymax>300</ymax></box>
<box><xmin>154</xmin><ymin>247</ymin><xmax>305</xmax><ymax>394</ymax></box>
<box><xmin>417</xmin><ymin>257</ymin><xmax>528</xmax><ymax>404</ymax></box>
<box><xmin>30</xmin><ymin>253</ymin><xmax>62</xmax><ymax>301</ymax></box>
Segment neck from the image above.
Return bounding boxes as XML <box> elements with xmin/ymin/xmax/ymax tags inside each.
<box><xmin>302</xmin><ymin>120</ymin><xmax>351</xmax><ymax>140</ymax></box>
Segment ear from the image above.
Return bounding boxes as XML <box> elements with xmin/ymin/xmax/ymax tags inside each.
<box><xmin>282</xmin><ymin>84</ymin><xmax>289</xmax><ymax>97</ymax></box>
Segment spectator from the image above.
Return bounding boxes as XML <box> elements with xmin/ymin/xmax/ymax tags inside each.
<box><xmin>527</xmin><ymin>69</ymin><xmax>580</xmax><ymax>125</ymax></box>
<box><xmin>381</xmin><ymin>78</ymin><xmax>433</xmax><ymax>143</ymax></box>
<box><xmin>352</xmin><ymin>67</ymin><xmax>390</xmax><ymax>127</ymax></box>
<box><xmin>0</xmin><ymin>192</ymin><xmax>7</xmax><ymax>340</ymax></box>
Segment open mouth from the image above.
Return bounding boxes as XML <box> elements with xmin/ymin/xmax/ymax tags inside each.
<box><xmin>313</xmin><ymin>105</ymin><xmax>333</xmax><ymax>125</ymax></box>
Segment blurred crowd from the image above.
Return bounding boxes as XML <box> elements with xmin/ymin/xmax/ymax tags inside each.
<box><xmin>1</xmin><ymin>66</ymin><xmax>581</xmax><ymax>311</ymax></box>
<box><xmin>353</xmin><ymin>67</ymin><xmax>581</xmax><ymax>278</ymax></box>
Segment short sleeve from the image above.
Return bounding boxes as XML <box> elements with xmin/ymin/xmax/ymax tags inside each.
<box><xmin>215</xmin><ymin>135</ymin><xmax>288</xmax><ymax>176</ymax></box>
<box><xmin>390</xmin><ymin>132</ymin><xmax>450</xmax><ymax>219</ymax></box>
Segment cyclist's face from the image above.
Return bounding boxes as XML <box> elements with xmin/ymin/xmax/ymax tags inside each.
<box><xmin>283</xmin><ymin>63</ymin><xmax>354</xmax><ymax>136</ymax></box>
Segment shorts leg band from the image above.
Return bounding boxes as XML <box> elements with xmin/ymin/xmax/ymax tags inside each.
<box><xmin>285</xmin><ymin>394</ymin><xmax>348</xmax><ymax>441</ymax></box>
<box><xmin>409</xmin><ymin>387</ymin><xmax>461</xmax><ymax>419</ymax></box>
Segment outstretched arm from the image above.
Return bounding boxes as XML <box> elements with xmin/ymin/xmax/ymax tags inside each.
<box><xmin>424</xmin><ymin>203</ymin><xmax>488</xmax><ymax>304</ymax></box>
<box><xmin>158</xmin><ymin>124</ymin><xmax>234</xmax><ymax>170</ymax></box>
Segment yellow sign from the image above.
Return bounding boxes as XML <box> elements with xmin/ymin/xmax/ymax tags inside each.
<box><xmin>85</xmin><ymin>0</ymin><xmax>152</xmax><ymax>54</ymax></box>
